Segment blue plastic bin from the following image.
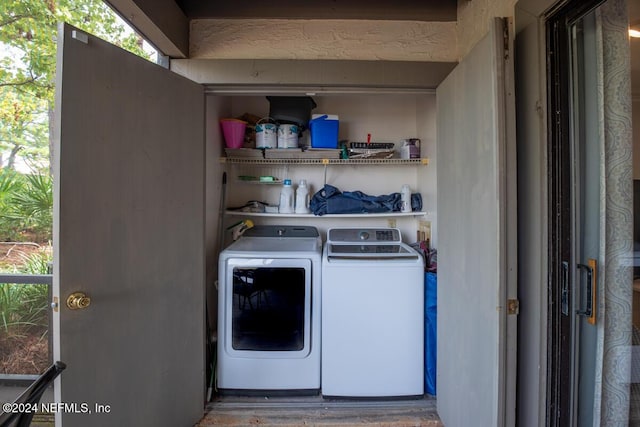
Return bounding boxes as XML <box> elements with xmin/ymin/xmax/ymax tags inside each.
<box><xmin>309</xmin><ymin>114</ymin><xmax>339</xmax><ymax>148</ymax></box>
<box><xmin>425</xmin><ymin>272</ymin><xmax>437</xmax><ymax>395</ymax></box>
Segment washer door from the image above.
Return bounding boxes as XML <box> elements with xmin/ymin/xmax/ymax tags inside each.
<box><xmin>224</xmin><ymin>258</ymin><xmax>312</xmax><ymax>358</ymax></box>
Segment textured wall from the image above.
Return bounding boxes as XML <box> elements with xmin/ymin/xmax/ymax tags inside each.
<box><xmin>457</xmin><ymin>0</ymin><xmax>516</xmax><ymax>60</ymax></box>
<box><xmin>189</xmin><ymin>19</ymin><xmax>457</xmax><ymax>62</ymax></box>
<box><xmin>188</xmin><ymin>1</ymin><xmax>522</xmax><ymax>63</ymax></box>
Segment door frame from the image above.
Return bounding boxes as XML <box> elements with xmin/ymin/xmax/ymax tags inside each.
<box><xmin>544</xmin><ymin>1</ymin><xmax>618</xmax><ymax>425</ymax></box>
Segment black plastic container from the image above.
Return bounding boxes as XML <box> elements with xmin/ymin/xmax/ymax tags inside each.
<box><xmin>267</xmin><ymin>96</ymin><xmax>317</xmax><ymax>130</ymax></box>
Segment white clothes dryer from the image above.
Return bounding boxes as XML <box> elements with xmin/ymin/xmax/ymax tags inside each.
<box><xmin>217</xmin><ymin>225</ymin><xmax>322</xmax><ymax>393</ymax></box>
<box><xmin>321</xmin><ymin>228</ymin><xmax>424</xmax><ymax>397</ymax></box>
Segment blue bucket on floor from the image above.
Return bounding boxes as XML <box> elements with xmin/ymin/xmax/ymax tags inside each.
<box><xmin>425</xmin><ymin>272</ymin><xmax>437</xmax><ymax>395</ymax></box>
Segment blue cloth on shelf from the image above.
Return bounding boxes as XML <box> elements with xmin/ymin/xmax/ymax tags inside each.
<box><xmin>310</xmin><ymin>184</ymin><xmax>422</xmax><ymax>216</ymax></box>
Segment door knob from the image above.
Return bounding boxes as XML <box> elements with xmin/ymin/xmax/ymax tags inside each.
<box><xmin>66</xmin><ymin>292</ymin><xmax>91</xmax><ymax>310</ymax></box>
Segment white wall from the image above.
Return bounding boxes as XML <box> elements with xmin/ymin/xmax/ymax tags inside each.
<box><xmin>417</xmin><ymin>94</ymin><xmax>438</xmax><ymax>247</ymax></box>
<box><xmin>209</xmin><ymin>93</ymin><xmax>437</xmax><ymax>245</ymax></box>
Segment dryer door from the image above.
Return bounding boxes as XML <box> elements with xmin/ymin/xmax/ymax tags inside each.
<box><xmin>223</xmin><ymin>258</ymin><xmax>312</xmax><ymax>358</ymax></box>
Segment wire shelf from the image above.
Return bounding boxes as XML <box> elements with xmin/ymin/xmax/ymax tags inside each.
<box><xmin>220</xmin><ymin>157</ymin><xmax>429</xmax><ymax>166</ymax></box>
<box><xmin>225</xmin><ymin>210</ymin><xmax>428</xmax><ymax>218</ymax></box>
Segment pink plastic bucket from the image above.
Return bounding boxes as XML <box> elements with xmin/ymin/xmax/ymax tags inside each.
<box><xmin>220</xmin><ymin>119</ymin><xmax>247</xmax><ymax>148</ymax></box>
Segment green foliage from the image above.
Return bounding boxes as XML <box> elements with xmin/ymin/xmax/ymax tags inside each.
<box><xmin>1</xmin><ymin>0</ymin><xmax>153</xmax><ymax>172</ymax></box>
<box><xmin>0</xmin><ymin>89</ymin><xmax>49</xmax><ymax>172</ymax></box>
<box><xmin>16</xmin><ymin>246</ymin><xmax>52</xmax><ymax>275</ymax></box>
<box><xmin>0</xmin><ymin>170</ymin><xmax>22</xmax><ymax>205</ymax></box>
<box><xmin>0</xmin><ymin>170</ymin><xmax>25</xmax><ymax>240</ymax></box>
<box><xmin>0</xmin><ymin>0</ymin><xmax>151</xmax><ymax>100</ymax></box>
<box><xmin>0</xmin><ymin>283</ymin><xmax>49</xmax><ymax>336</ymax></box>
<box><xmin>0</xmin><ymin>172</ymin><xmax>52</xmax><ymax>241</ymax></box>
<box><xmin>0</xmin><ymin>248</ymin><xmax>52</xmax><ymax>336</ymax></box>
<box><xmin>8</xmin><ymin>174</ymin><xmax>53</xmax><ymax>237</ymax></box>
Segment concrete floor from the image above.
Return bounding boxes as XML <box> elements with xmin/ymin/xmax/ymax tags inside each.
<box><xmin>198</xmin><ymin>395</ymin><xmax>442</xmax><ymax>426</ymax></box>
<box><xmin>2</xmin><ymin>384</ymin><xmax>442</xmax><ymax>426</ymax></box>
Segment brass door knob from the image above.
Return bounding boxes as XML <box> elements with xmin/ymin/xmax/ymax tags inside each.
<box><xmin>66</xmin><ymin>292</ymin><xmax>91</xmax><ymax>310</ymax></box>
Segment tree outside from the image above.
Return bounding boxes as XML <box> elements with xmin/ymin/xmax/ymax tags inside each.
<box><xmin>1</xmin><ymin>0</ymin><xmax>155</xmax><ymax>375</ymax></box>
<box><xmin>1</xmin><ymin>0</ymin><xmax>153</xmax><ymax>176</ymax></box>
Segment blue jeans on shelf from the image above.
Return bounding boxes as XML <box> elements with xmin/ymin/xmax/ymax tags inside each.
<box><xmin>310</xmin><ymin>184</ymin><xmax>421</xmax><ymax>215</ymax></box>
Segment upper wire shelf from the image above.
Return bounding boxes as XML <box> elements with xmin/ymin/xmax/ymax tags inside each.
<box><xmin>219</xmin><ymin>157</ymin><xmax>429</xmax><ymax>165</ymax></box>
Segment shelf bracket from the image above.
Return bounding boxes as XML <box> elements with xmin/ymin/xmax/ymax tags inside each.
<box><xmin>323</xmin><ymin>163</ymin><xmax>328</xmax><ymax>187</ymax></box>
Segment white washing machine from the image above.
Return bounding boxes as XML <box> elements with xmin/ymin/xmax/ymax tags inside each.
<box><xmin>322</xmin><ymin>228</ymin><xmax>424</xmax><ymax>397</ymax></box>
<box><xmin>217</xmin><ymin>225</ymin><xmax>322</xmax><ymax>392</ymax></box>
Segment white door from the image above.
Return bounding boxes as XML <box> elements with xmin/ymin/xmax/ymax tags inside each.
<box><xmin>52</xmin><ymin>24</ymin><xmax>205</xmax><ymax>426</ymax></box>
<box><xmin>436</xmin><ymin>18</ymin><xmax>517</xmax><ymax>427</ymax></box>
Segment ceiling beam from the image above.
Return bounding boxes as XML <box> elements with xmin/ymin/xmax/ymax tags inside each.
<box><xmin>171</xmin><ymin>59</ymin><xmax>456</xmax><ymax>89</ymax></box>
<box><xmin>175</xmin><ymin>0</ymin><xmax>457</xmax><ymax>21</ymax></box>
<box><xmin>105</xmin><ymin>0</ymin><xmax>189</xmax><ymax>58</ymax></box>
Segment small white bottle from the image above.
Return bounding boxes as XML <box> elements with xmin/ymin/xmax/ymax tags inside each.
<box><xmin>279</xmin><ymin>179</ymin><xmax>294</xmax><ymax>213</ymax></box>
<box><xmin>401</xmin><ymin>184</ymin><xmax>412</xmax><ymax>213</ymax></box>
<box><xmin>295</xmin><ymin>179</ymin><xmax>311</xmax><ymax>214</ymax></box>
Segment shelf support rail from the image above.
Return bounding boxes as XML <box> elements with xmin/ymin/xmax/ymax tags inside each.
<box><xmin>323</xmin><ymin>159</ymin><xmax>329</xmax><ymax>187</ymax></box>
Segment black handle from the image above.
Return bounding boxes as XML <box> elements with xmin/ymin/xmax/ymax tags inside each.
<box><xmin>561</xmin><ymin>261</ymin><xmax>569</xmax><ymax>316</ymax></box>
<box><xmin>577</xmin><ymin>263</ymin><xmax>593</xmax><ymax>317</ymax></box>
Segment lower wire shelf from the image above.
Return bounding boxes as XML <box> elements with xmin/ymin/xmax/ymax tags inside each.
<box><xmin>224</xmin><ymin>211</ymin><xmax>427</xmax><ymax>218</ymax></box>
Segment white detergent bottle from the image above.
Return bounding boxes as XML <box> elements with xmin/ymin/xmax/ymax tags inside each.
<box><xmin>295</xmin><ymin>179</ymin><xmax>311</xmax><ymax>214</ymax></box>
<box><xmin>279</xmin><ymin>179</ymin><xmax>294</xmax><ymax>213</ymax></box>
<box><xmin>401</xmin><ymin>184</ymin><xmax>412</xmax><ymax>213</ymax></box>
